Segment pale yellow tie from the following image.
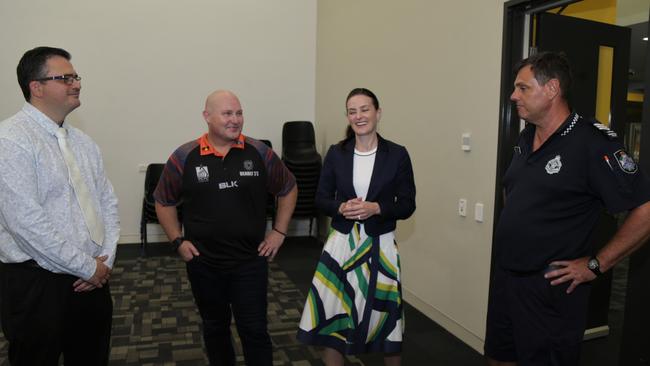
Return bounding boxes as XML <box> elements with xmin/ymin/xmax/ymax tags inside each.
<box><xmin>55</xmin><ymin>127</ymin><xmax>104</xmax><ymax>246</ymax></box>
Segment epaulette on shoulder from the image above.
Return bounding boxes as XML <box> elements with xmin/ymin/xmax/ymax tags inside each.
<box><xmin>590</xmin><ymin>120</ymin><xmax>618</xmax><ymax>140</ymax></box>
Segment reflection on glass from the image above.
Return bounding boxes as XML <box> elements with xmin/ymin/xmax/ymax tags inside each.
<box><xmin>624</xmin><ymin>101</ymin><xmax>644</xmax><ymax>161</ymax></box>
<box><xmin>625</xmin><ymin>122</ymin><xmax>642</xmax><ymax>161</ymax></box>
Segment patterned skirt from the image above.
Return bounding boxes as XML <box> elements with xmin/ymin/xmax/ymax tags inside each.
<box><xmin>297</xmin><ymin>223</ymin><xmax>403</xmax><ymax>354</ymax></box>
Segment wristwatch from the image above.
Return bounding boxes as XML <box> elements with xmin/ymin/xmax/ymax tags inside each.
<box><xmin>587</xmin><ymin>256</ymin><xmax>602</xmax><ymax>276</ymax></box>
<box><xmin>171</xmin><ymin>236</ymin><xmax>185</xmax><ymax>252</ymax></box>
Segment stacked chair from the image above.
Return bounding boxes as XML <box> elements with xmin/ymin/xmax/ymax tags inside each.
<box><xmin>281</xmin><ymin>121</ymin><xmax>322</xmax><ymax>237</ymax></box>
<box><xmin>140</xmin><ymin>163</ymin><xmax>182</xmax><ymax>255</ymax></box>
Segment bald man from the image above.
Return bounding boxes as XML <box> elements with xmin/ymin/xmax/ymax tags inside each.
<box><xmin>154</xmin><ymin>90</ymin><xmax>297</xmax><ymax>365</ymax></box>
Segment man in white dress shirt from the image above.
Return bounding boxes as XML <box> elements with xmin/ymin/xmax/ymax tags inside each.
<box><xmin>0</xmin><ymin>47</ymin><xmax>119</xmax><ymax>366</ymax></box>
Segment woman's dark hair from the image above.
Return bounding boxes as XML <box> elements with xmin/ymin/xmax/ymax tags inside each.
<box><xmin>339</xmin><ymin>88</ymin><xmax>380</xmax><ymax>145</ymax></box>
<box><xmin>17</xmin><ymin>46</ymin><xmax>71</xmax><ymax>101</ymax></box>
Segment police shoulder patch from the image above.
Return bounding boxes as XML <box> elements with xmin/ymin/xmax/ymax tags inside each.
<box><xmin>613</xmin><ymin>149</ymin><xmax>638</xmax><ymax>174</ymax></box>
<box><xmin>590</xmin><ymin>120</ymin><xmax>618</xmax><ymax>140</ymax></box>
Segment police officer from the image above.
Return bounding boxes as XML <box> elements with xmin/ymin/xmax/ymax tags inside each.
<box><xmin>485</xmin><ymin>52</ymin><xmax>650</xmax><ymax>366</ymax></box>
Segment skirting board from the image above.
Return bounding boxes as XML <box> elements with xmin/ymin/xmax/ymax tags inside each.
<box><xmin>403</xmin><ymin>288</ymin><xmax>485</xmax><ymax>354</ymax></box>
<box><xmin>403</xmin><ymin>289</ymin><xmax>609</xmax><ymax>352</ymax></box>
<box><xmin>119</xmin><ymin>233</ymin><xmax>168</xmax><ymax>244</ymax></box>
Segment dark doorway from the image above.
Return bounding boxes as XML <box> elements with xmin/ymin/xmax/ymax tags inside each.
<box><xmin>536</xmin><ymin>10</ymin><xmax>631</xmax><ymax>341</ymax></box>
<box><xmin>536</xmin><ymin>12</ymin><xmax>630</xmax><ymax>134</ymax></box>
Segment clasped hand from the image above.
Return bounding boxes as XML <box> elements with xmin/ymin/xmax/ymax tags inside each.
<box><xmin>339</xmin><ymin>197</ymin><xmax>380</xmax><ymax>221</ymax></box>
<box><xmin>74</xmin><ymin>254</ymin><xmax>111</xmax><ymax>292</ymax></box>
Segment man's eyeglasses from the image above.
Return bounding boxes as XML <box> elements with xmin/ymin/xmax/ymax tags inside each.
<box><xmin>34</xmin><ymin>74</ymin><xmax>81</xmax><ymax>85</ymax></box>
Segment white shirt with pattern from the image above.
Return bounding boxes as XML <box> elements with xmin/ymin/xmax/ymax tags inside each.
<box><xmin>0</xmin><ymin>102</ymin><xmax>119</xmax><ymax>280</ymax></box>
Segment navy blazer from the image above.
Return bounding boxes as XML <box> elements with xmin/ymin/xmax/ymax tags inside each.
<box><xmin>315</xmin><ymin>135</ymin><xmax>416</xmax><ymax>236</ymax></box>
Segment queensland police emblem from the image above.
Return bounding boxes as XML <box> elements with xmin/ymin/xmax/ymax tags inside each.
<box><xmin>545</xmin><ymin>155</ymin><xmax>562</xmax><ymax>174</ymax></box>
<box><xmin>195</xmin><ymin>165</ymin><xmax>209</xmax><ymax>183</ymax></box>
<box><xmin>614</xmin><ymin>150</ymin><xmax>637</xmax><ymax>174</ymax></box>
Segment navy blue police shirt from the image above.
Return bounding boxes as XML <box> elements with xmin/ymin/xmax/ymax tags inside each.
<box><xmin>154</xmin><ymin>134</ymin><xmax>296</xmax><ymax>270</ymax></box>
<box><xmin>495</xmin><ymin>113</ymin><xmax>650</xmax><ymax>272</ymax></box>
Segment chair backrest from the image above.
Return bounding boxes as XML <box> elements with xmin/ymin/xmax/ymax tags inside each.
<box><xmin>282</xmin><ymin>121</ymin><xmax>315</xmax><ymax>147</ymax></box>
<box><xmin>144</xmin><ymin>163</ymin><xmax>166</xmax><ymax>199</ymax></box>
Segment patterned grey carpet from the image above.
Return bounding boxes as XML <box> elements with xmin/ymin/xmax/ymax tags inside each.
<box><xmin>0</xmin><ymin>252</ymin><xmax>628</xmax><ymax>365</ymax></box>
<box><xmin>0</xmin><ymin>255</ymin><xmax>364</xmax><ymax>366</ymax></box>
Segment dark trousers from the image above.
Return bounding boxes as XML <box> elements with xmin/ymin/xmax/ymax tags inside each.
<box><xmin>0</xmin><ymin>261</ymin><xmax>113</xmax><ymax>366</ymax></box>
<box><xmin>485</xmin><ymin>266</ymin><xmax>591</xmax><ymax>366</ymax></box>
<box><xmin>186</xmin><ymin>256</ymin><xmax>272</xmax><ymax>366</ymax></box>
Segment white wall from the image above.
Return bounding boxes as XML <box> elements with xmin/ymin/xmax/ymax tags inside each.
<box><xmin>0</xmin><ymin>0</ymin><xmax>317</xmax><ymax>243</ymax></box>
<box><xmin>315</xmin><ymin>0</ymin><xmax>506</xmax><ymax>352</ymax></box>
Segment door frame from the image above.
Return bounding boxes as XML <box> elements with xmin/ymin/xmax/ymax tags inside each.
<box><xmin>619</xmin><ymin>10</ymin><xmax>650</xmax><ymax>366</ymax></box>
<box><xmin>493</xmin><ymin>0</ymin><xmax>582</xmax><ymax>232</ymax></box>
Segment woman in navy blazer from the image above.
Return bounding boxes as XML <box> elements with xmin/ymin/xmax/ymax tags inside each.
<box><xmin>297</xmin><ymin>88</ymin><xmax>416</xmax><ymax>366</ymax></box>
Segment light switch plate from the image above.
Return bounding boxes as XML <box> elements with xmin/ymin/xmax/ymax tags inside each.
<box><xmin>459</xmin><ymin>198</ymin><xmax>467</xmax><ymax>217</ymax></box>
<box><xmin>475</xmin><ymin>203</ymin><xmax>484</xmax><ymax>222</ymax></box>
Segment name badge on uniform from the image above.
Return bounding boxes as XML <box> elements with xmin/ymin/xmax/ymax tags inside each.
<box><xmin>545</xmin><ymin>155</ymin><xmax>562</xmax><ymax>175</ymax></box>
